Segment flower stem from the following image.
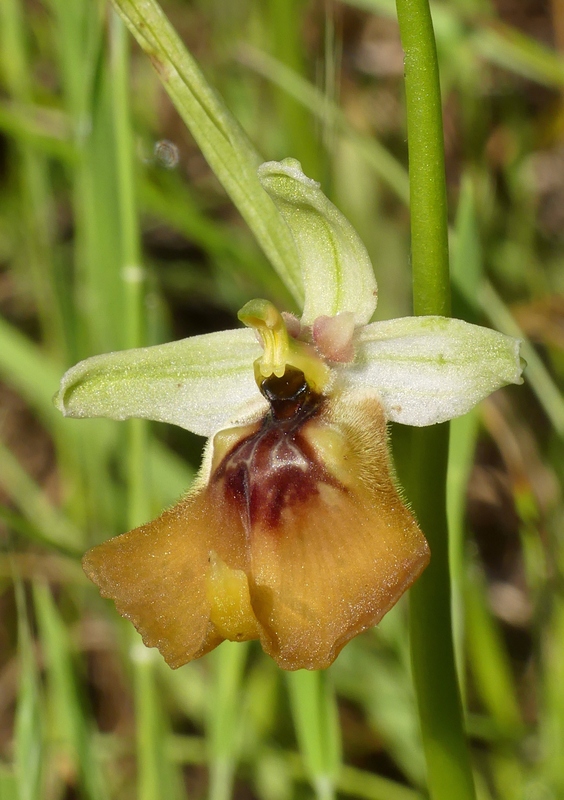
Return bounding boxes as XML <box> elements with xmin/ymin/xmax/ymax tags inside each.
<box><xmin>395</xmin><ymin>0</ymin><xmax>450</xmax><ymax>318</ymax></box>
<box><xmin>393</xmin><ymin>0</ymin><xmax>476</xmax><ymax>798</ymax></box>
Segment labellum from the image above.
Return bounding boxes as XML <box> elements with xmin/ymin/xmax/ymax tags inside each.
<box><xmin>83</xmin><ymin>363</ymin><xmax>430</xmax><ymax>671</ymax></box>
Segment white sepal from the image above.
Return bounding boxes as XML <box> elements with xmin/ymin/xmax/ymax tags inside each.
<box><xmin>345</xmin><ymin>316</ymin><xmax>523</xmax><ymax>426</ymax></box>
<box><xmin>258</xmin><ymin>158</ymin><xmax>378</xmax><ymax>326</ymax></box>
<box><xmin>55</xmin><ymin>328</ymin><xmax>266</xmax><ymax>437</ymax></box>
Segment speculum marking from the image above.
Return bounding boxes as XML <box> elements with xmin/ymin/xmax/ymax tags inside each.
<box><xmin>213</xmin><ymin>368</ymin><xmax>336</xmax><ymax>531</ymax></box>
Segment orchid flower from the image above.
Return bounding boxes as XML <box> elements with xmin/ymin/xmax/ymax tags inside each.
<box><xmin>56</xmin><ymin>158</ymin><xmax>523</xmax><ymax>671</ymax></box>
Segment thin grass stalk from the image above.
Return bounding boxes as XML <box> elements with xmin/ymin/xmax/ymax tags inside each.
<box><xmin>109</xmin><ymin>13</ymin><xmax>165</xmax><ymax>800</ymax></box>
<box><xmin>393</xmin><ymin>0</ymin><xmax>476</xmax><ymax>797</ymax></box>
<box><xmin>446</xmin><ymin>411</ymin><xmax>480</xmax><ymax>699</ymax></box>
<box><xmin>287</xmin><ymin>670</ymin><xmax>341</xmax><ymax>800</ymax></box>
<box><xmin>14</xmin><ymin>576</ymin><xmax>43</xmax><ymax>800</ymax></box>
<box><xmin>237</xmin><ymin>45</ymin><xmax>410</xmax><ymax>204</ymax></box>
<box><xmin>207</xmin><ymin>642</ymin><xmax>249</xmax><ymax>800</ymax></box>
<box><xmin>266</xmin><ymin>0</ymin><xmax>321</xmax><ymax>179</ymax></box>
<box><xmin>33</xmin><ymin>584</ymin><xmax>106</xmax><ymax>800</ymax></box>
<box><xmin>109</xmin><ymin>11</ymin><xmax>149</xmax><ymax>527</ymax></box>
<box><xmin>0</xmin><ymin>0</ymin><xmax>63</xmax><ymax>354</ymax></box>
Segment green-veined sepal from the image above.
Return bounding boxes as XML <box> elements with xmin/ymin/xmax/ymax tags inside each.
<box><xmin>55</xmin><ymin>328</ymin><xmax>265</xmax><ymax>437</ymax></box>
<box><xmin>346</xmin><ymin>316</ymin><xmax>523</xmax><ymax>426</ymax></box>
<box><xmin>258</xmin><ymin>159</ymin><xmax>378</xmax><ymax>326</ymax></box>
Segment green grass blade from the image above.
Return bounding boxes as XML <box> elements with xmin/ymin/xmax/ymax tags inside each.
<box><xmin>465</xmin><ymin>566</ymin><xmax>524</xmax><ymax>736</ymax></box>
<box><xmin>111</xmin><ymin>0</ymin><xmax>303</xmax><ymax>304</ymax></box>
<box><xmin>337</xmin><ymin>764</ymin><xmax>424</xmax><ymax>800</ymax></box>
<box><xmin>474</xmin><ymin>23</ymin><xmax>564</xmax><ymax>89</ymax></box>
<box><xmin>446</xmin><ymin>410</ymin><xmax>480</xmax><ymax>698</ymax></box>
<box><xmin>14</xmin><ymin>577</ymin><xmax>43</xmax><ymax>800</ymax></box>
<box><xmin>264</xmin><ymin>0</ymin><xmax>321</xmax><ymax>179</ymax></box>
<box><xmin>0</xmin><ymin>0</ymin><xmax>66</xmax><ymax>353</ymax></box>
<box><xmin>0</xmin><ymin>101</ymin><xmax>74</xmax><ymax>162</ymax></box>
<box><xmin>239</xmin><ymin>45</ymin><xmax>410</xmax><ymax>205</ymax></box>
<box><xmin>0</xmin><ymin>442</ymin><xmax>83</xmax><ymax>554</ymax></box>
<box><xmin>33</xmin><ymin>583</ymin><xmax>106</xmax><ymax>800</ymax></box>
<box><xmin>451</xmin><ymin>177</ymin><xmax>564</xmax><ymax>438</ymax></box>
<box><xmin>110</xmin><ymin>11</ymin><xmax>144</xmax><ymax>354</ymax></box>
<box><xmin>207</xmin><ymin>641</ymin><xmax>250</xmax><ymax>800</ymax></box>
<box><xmin>287</xmin><ymin>670</ymin><xmax>341</xmax><ymax>800</ymax></box>
<box><xmin>130</xmin><ymin>641</ymin><xmax>184</xmax><ymax>800</ymax></box>
<box><xmin>0</xmin><ymin>316</ymin><xmax>62</xmax><ymax>427</ymax></box>
<box><xmin>479</xmin><ymin>282</ymin><xmax>564</xmax><ymax>438</ymax></box>
<box><xmin>44</xmin><ymin>0</ymin><xmax>101</xmax><ymax>124</ymax></box>
<box><xmin>539</xmin><ymin>596</ymin><xmax>564</xmax><ymax>796</ymax></box>
<box><xmin>451</xmin><ymin>174</ymin><xmax>483</xmax><ymax>312</ymax></box>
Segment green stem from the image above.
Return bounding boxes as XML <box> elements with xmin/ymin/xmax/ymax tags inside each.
<box><xmin>406</xmin><ymin>427</ymin><xmax>475</xmax><ymax>800</ymax></box>
<box><xmin>396</xmin><ymin>0</ymin><xmax>450</xmax><ymax>319</ymax></box>
<box><xmin>111</xmin><ymin>12</ymin><xmax>144</xmax><ymax>354</ymax></box>
<box><xmin>394</xmin><ymin>1</ymin><xmax>475</xmax><ymax>798</ymax></box>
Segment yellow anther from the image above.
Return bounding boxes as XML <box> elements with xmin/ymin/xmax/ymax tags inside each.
<box><xmin>238</xmin><ymin>299</ymin><xmax>289</xmax><ymax>378</ymax></box>
<box><xmin>238</xmin><ymin>299</ymin><xmax>330</xmax><ymax>393</ymax></box>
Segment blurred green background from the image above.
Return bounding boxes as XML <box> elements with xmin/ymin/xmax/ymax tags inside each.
<box><xmin>1</xmin><ymin>0</ymin><xmax>564</xmax><ymax>798</ymax></box>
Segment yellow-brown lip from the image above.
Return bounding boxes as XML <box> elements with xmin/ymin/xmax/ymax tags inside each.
<box><xmin>82</xmin><ymin>377</ymin><xmax>430</xmax><ymax>671</ymax></box>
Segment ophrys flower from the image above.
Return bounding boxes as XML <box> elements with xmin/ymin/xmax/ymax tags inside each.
<box><xmin>56</xmin><ymin>159</ymin><xmax>523</xmax><ymax>670</ymax></box>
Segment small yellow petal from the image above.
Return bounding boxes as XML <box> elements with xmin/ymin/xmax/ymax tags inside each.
<box><xmin>312</xmin><ymin>312</ymin><xmax>356</xmax><ymax>363</ymax></box>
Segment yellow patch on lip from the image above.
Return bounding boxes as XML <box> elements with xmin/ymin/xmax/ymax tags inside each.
<box><xmin>206</xmin><ymin>551</ymin><xmax>261</xmax><ymax>642</ymax></box>
<box><xmin>301</xmin><ymin>422</ymin><xmax>355</xmax><ymax>489</ymax></box>
<box><xmin>210</xmin><ymin>422</ymin><xmax>260</xmax><ymax>474</ymax></box>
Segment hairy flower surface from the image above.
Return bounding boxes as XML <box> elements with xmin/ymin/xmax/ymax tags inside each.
<box><xmin>56</xmin><ymin>159</ymin><xmax>523</xmax><ymax>670</ymax></box>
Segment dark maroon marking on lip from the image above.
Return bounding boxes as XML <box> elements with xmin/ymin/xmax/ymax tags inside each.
<box><xmin>212</xmin><ymin>367</ymin><xmax>340</xmax><ymax>532</ymax></box>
